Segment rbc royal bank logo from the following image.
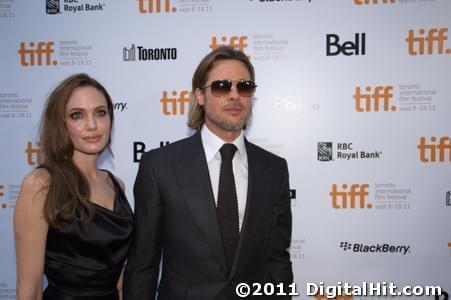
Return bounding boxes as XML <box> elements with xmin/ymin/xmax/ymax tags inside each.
<box><xmin>317</xmin><ymin>142</ymin><xmax>332</xmax><ymax>161</ymax></box>
<box><xmin>46</xmin><ymin>0</ymin><xmax>60</xmax><ymax>14</ymax></box>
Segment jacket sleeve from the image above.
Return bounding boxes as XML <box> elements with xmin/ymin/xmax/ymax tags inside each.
<box><xmin>267</xmin><ymin>159</ymin><xmax>293</xmax><ymax>291</ymax></box>
<box><xmin>123</xmin><ymin>152</ymin><xmax>163</xmax><ymax>299</ymax></box>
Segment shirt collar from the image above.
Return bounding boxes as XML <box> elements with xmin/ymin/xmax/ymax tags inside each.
<box><xmin>201</xmin><ymin>125</ymin><xmax>247</xmax><ymax>164</ymax></box>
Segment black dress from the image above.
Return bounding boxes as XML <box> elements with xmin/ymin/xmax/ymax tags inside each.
<box><xmin>43</xmin><ymin>171</ymin><xmax>134</xmax><ymax>300</ymax></box>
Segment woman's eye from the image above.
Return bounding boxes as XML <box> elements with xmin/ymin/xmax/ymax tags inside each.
<box><xmin>97</xmin><ymin>109</ymin><xmax>108</xmax><ymax>117</ymax></box>
<box><xmin>70</xmin><ymin>112</ymin><xmax>82</xmax><ymax>119</ymax></box>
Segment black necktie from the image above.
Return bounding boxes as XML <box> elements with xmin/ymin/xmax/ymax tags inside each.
<box><xmin>217</xmin><ymin>143</ymin><xmax>239</xmax><ymax>270</ymax></box>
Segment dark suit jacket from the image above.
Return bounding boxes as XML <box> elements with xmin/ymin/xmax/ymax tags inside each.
<box><xmin>123</xmin><ymin>131</ymin><xmax>293</xmax><ymax>299</ymax></box>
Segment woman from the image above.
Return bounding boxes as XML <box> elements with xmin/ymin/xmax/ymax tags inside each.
<box><xmin>14</xmin><ymin>73</ymin><xmax>133</xmax><ymax>300</ymax></box>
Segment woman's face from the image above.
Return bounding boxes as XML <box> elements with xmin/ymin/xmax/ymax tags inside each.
<box><xmin>65</xmin><ymin>86</ymin><xmax>111</xmax><ymax>157</ymax></box>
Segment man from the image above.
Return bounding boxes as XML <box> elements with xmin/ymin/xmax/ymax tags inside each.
<box><xmin>124</xmin><ymin>46</ymin><xmax>293</xmax><ymax>299</ymax></box>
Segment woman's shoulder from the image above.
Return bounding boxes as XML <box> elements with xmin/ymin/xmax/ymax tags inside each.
<box><xmin>22</xmin><ymin>168</ymin><xmax>50</xmax><ymax>192</ymax></box>
<box><xmin>15</xmin><ymin>168</ymin><xmax>50</xmax><ymax>218</ymax></box>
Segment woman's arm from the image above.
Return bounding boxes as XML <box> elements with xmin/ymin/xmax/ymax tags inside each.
<box><xmin>14</xmin><ymin>169</ymin><xmax>49</xmax><ymax>300</ymax></box>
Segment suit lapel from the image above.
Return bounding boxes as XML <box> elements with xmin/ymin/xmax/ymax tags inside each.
<box><xmin>173</xmin><ymin>132</ymin><xmax>228</xmax><ymax>273</ymax></box>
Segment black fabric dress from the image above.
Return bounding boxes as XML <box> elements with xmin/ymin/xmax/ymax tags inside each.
<box><xmin>43</xmin><ymin>171</ymin><xmax>134</xmax><ymax>300</ymax></box>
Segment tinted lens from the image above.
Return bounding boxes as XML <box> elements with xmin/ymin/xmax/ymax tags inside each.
<box><xmin>236</xmin><ymin>80</ymin><xmax>256</xmax><ymax>97</ymax></box>
<box><xmin>210</xmin><ymin>80</ymin><xmax>232</xmax><ymax>97</ymax></box>
<box><xmin>209</xmin><ymin>80</ymin><xmax>256</xmax><ymax>97</ymax></box>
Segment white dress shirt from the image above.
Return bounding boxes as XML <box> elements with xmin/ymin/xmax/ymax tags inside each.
<box><xmin>201</xmin><ymin>125</ymin><xmax>248</xmax><ymax>231</ymax></box>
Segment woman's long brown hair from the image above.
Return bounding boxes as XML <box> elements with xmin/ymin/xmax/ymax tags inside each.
<box><xmin>39</xmin><ymin>73</ymin><xmax>114</xmax><ymax>226</ymax></box>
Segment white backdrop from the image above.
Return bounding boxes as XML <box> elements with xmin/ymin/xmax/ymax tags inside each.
<box><xmin>1</xmin><ymin>0</ymin><xmax>450</xmax><ymax>299</ymax></box>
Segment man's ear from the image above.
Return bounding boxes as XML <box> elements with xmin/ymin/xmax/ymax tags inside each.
<box><xmin>195</xmin><ymin>88</ymin><xmax>205</xmax><ymax>106</ymax></box>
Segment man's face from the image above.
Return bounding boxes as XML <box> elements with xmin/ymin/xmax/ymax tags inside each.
<box><xmin>195</xmin><ymin>59</ymin><xmax>253</xmax><ymax>140</ymax></box>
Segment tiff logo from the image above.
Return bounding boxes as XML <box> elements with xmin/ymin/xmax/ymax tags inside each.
<box><xmin>353</xmin><ymin>86</ymin><xmax>395</xmax><ymax>112</ymax></box>
<box><xmin>138</xmin><ymin>0</ymin><xmax>177</xmax><ymax>13</ymax></box>
<box><xmin>46</xmin><ymin>0</ymin><xmax>60</xmax><ymax>14</ymax></box>
<box><xmin>330</xmin><ymin>183</ymin><xmax>372</xmax><ymax>209</ymax></box>
<box><xmin>354</xmin><ymin>0</ymin><xmax>395</xmax><ymax>4</ymax></box>
<box><xmin>123</xmin><ymin>44</ymin><xmax>136</xmax><ymax>61</ymax></box>
<box><xmin>406</xmin><ymin>28</ymin><xmax>451</xmax><ymax>56</ymax></box>
<box><xmin>18</xmin><ymin>42</ymin><xmax>58</xmax><ymax>66</ymax></box>
<box><xmin>210</xmin><ymin>36</ymin><xmax>248</xmax><ymax>53</ymax></box>
<box><xmin>0</xmin><ymin>184</ymin><xmax>5</xmax><ymax>209</ymax></box>
<box><xmin>418</xmin><ymin>136</ymin><xmax>451</xmax><ymax>163</ymax></box>
<box><xmin>326</xmin><ymin>33</ymin><xmax>366</xmax><ymax>56</ymax></box>
<box><xmin>161</xmin><ymin>90</ymin><xmax>191</xmax><ymax>115</ymax></box>
<box><xmin>26</xmin><ymin>141</ymin><xmax>41</xmax><ymax>166</ymax></box>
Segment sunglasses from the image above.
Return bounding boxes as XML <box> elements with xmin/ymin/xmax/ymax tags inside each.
<box><xmin>202</xmin><ymin>80</ymin><xmax>257</xmax><ymax>97</ymax></box>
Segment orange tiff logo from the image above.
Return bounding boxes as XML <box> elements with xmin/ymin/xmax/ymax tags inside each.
<box><xmin>0</xmin><ymin>184</ymin><xmax>4</xmax><ymax>197</ymax></box>
<box><xmin>18</xmin><ymin>41</ymin><xmax>58</xmax><ymax>66</ymax></box>
<box><xmin>137</xmin><ymin>0</ymin><xmax>176</xmax><ymax>13</ymax></box>
<box><xmin>330</xmin><ymin>184</ymin><xmax>372</xmax><ymax>209</ymax></box>
<box><xmin>418</xmin><ymin>136</ymin><xmax>451</xmax><ymax>163</ymax></box>
<box><xmin>353</xmin><ymin>86</ymin><xmax>395</xmax><ymax>112</ymax></box>
<box><xmin>160</xmin><ymin>90</ymin><xmax>191</xmax><ymax>115</ymax></box>
<box><xmin>210</xmin><ymin>36</ymin><xmax>248</xmax><ymax>53</ymax></box>
<box><xmin>354</xmin><ymin>0</ymin><xmax>395</xmax><ymax>4</ymax></box>
<box><xmin>26</xmin><ymin>141</ymin><xmax>41</xmax><ymax>166</ymax></box>
<box><xmin>406</xmin><ymin>28</ymin><xmax>450</xmax><ymax>56</ymax></box>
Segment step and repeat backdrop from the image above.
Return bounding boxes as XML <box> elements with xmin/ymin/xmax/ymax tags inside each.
<box><xmin>1</xmin><ymin>0</ymin><xmax>450</xmax><ymax>299</ymax></box>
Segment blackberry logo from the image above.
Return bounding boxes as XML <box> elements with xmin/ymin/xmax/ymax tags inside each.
<box><xmin>340</xmin><ymin>241</ymin><xmax>352</xmax><ymax>251</ymax></box>
<box><xmin>318</xmin><ymin>142</ymin><xmax>332</xmax><ymax>161</ymax></box>
<box><xmin>340</xmin><ymin>241</ymin><xmax>411</xmax><ymax>255</ymax></box>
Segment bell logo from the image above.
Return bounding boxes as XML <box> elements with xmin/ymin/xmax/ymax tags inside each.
<box><xmin>210</xmin><ymin>36</ymin><xmax>248</xmax><ymax>53</ymax></box>
<box><xmin>353</xmin><ymin>86</ymin><xmax>395</xmax><ymax>112</ymax></box>
<box><xmin>26</xmin><ymin>141</ymin><xmax>42</xmax><ymax>166</ymax></box>
<box><xmin>326</xmin><ymin>33</ymin><xmax>366</xmax><ymax>56</ymax></box>
<box><xmin>406</xmin><ymin>28</ymin><xmax>451</xmax><ymax>56</ymax></box>
<box><xmin>160</xmin><ymin>90</ymin><xmax>191</xmax><ymax>116</ymax></box>
<box><xmin>330</xmin><ymin>184</ymin><xmax>372</xmax><ymax>209</ymax></box>
<box><xmin>418</xmin><ymin>136</ymin><xmax>451</xmax><ymax>163</ymax></box>
<box><xmin>137</xmin><ymin>0</ymin><xmax>177</xmax><ymax>13</ymax></box>
<box><xmin>133</xmin><ymin>141</ymin><xmax>170</xmax><ymax>162</ymax></box>
<box><xmin>18</xmin><ymin>41</ymin><xmax>58</xmax><ymax>66</ymax></box>
<box><xmin>354</xmin><ymin>0</ymin><xmax>395</xmax><ymax>4</ymax></box>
